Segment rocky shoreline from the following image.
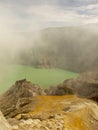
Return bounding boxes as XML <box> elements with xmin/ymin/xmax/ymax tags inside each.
<box><xmin>0</xmin><ymin>70</ymin><xmax>98</xmax><ymax>130</ymax></box>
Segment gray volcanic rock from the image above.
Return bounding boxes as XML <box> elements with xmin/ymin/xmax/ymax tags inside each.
<box><xmin>64</xmin><ymin>70</ymin><xmax>98</xmax><ymax>102</ymax></box>
<box><xmin>45</xmin><ymin>70</ymin><xmax>98</xmax><ymax>102</ymax></box>
<box><xmin>0</xmin><ymin>111</ymin><xmax>12</xmax><ymax>130</ymax></box>
<box><xmin>45</xmin><ymin>79</ymin><xmax>74</xmax><ymax>96</ymax></box>
<box><xmin>73</xmin><ymin>70</ymin><xmax>98</xmax><ymax>101</ymax></box>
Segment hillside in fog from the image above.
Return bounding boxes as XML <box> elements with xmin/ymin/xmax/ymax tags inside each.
<box><xmin>18</xmin><ymin>25</ymin><xmax>98</xmax><ymax>72</ymax></box>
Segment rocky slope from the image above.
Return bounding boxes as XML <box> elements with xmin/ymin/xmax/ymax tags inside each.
<box><xmin>18</xmin><ymin>26</ymin><xmax>98</xmax><ymax>72</ymax></box>
<box><xmin>0</xmin><ymin>79</ymin><xmax>45</xmax><ymax>118</ymax></box>
<box><xmin>3</xmin><ymin>96</ymin><xmax>98</xmax><ymax>130</ymax></box>
<box><xmin>0</xmin><ymin>70</ymin><xmax>98</xmax><ymax>130</ymax></box>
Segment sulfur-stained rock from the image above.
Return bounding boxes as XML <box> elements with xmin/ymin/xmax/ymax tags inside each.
<box><xmin>0</xmin><ymin>77</ymin><xmax>98</xmax><ymax>130</ymax></box>
<box><xmin>4</xmin><ymin>95</ymin><xmax>98</xmax><ymax>130</ymax></box>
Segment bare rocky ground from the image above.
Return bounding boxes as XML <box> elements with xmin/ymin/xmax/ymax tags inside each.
<box><xmin>1</xmin><ymin>96</ymin><xmax>98</xmax><ymax>130</ymax></box>
<box><xmin>0</xmin><ymin>70</ymin><xmax>98</xmax><ymax>130</ymax></box>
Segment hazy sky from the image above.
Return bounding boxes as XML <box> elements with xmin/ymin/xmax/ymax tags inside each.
<box><xmin>0</xmin><ymin>0</ymin><xmax>98</xmax><ymax>31</ymax></box>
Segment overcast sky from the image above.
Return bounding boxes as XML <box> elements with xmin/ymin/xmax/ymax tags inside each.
<box><xmin>0</xmin><ymin>0</ymin><xmax>98</xmax><ymax>31</ymax></box>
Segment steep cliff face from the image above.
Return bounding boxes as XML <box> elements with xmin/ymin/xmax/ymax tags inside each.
<box><xmin>0</xmin><ymin>111</ymin><xmax>11</xmax><ymax>130</ymax></box>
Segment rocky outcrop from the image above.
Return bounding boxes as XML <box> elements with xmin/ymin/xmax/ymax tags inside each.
<box><xmin>72</xmin><ymin>70</ymin><xmax>98</xmax><ymax>102</ymax></box>
<box><xmin>0</xmin><ymin>78</ymin><xmax>98</xmax><ymax>130</ymax></box>
<box><xmin>45</xmin><ymin>79</ymin><xmax>74</xmax><ymax>96</ymax></box>
<box><xmin>0</xmin><ymin>111</ymin><xmax>12</xmax><ymax>130</ymax></box>
<box><xmin>46</xmin><ymin>70</ymin><xmax>98</xmax><ymax>102</ymax></box>
<box><xmin>0</xmin><ymin>79</ymin><xmax>45</xmax><ymax>118</ymax></box>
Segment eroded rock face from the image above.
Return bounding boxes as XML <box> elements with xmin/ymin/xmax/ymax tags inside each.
<box><xmin>73</xmin><ymin>70</ymin><xmax>98</xmax><ymax>101</ymax></box>
<box><xmin>0</xmin><ymin>79</ymin><xmax>45</xmax><ymax>118</ymax></box>
<box><xmin>0</xmin><ymin>111</ymin><xmax>11</xmax><ymax>130</ymax></box>
<box><xmin>46</xmin><ymin>70</ymin><xmax>98</xmax><ymax>102</ymax></box>
<box><xmin>45</xmin><ymin>79</ymin><xmax>74</xmax><ymax>96</ymax></box>
<box><xmin>4</xmin><ymin>79</ymin><xmax>45</xmax><ymax>98</ymax></box>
